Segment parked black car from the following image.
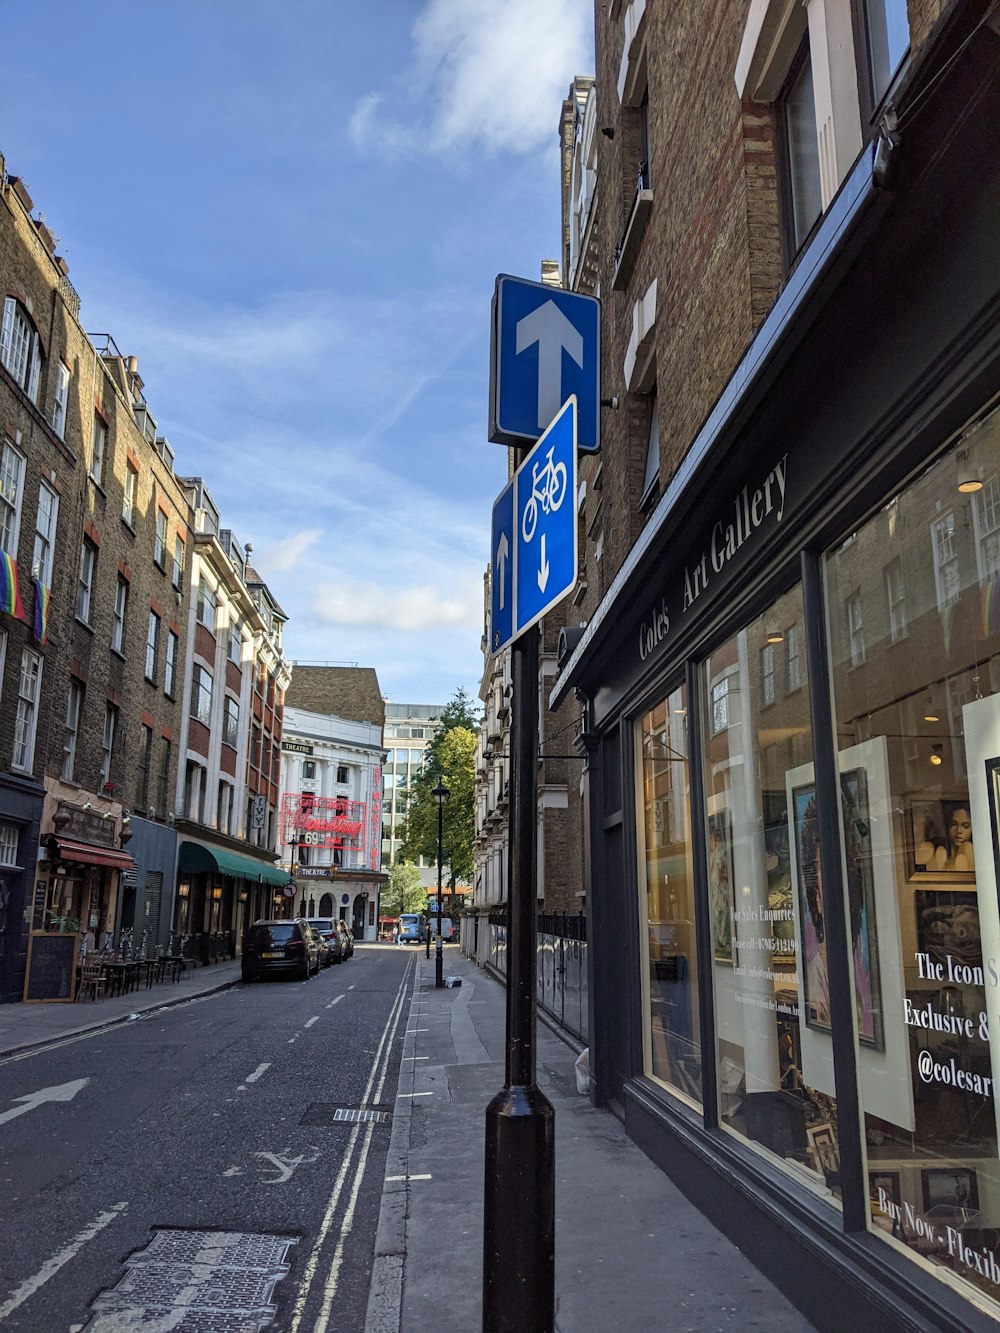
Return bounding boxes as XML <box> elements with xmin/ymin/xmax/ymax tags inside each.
<box><xmin>242</xmin><ymin>919</ymin><xmax>320</xmax><ymax>982</ymax></box>
<box><xmin>306</xmin><ymin>917</ymin><xmax>343</xmax><ymax>965</ymax></box>
<box><xmin>336</xmin><ymin>920</ymin><xmax>354</xmax><ymax>959</ymax></box>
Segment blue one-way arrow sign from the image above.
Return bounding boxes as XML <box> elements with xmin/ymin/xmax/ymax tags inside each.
<box><xmin>489</xmin><ymin>275</ymin><xmax>600</xmax><ymax>453</ymax></box>
<box><xmin>490</xmin><ymin>397</ymin><xmax>578</xmax><ymax>653</ymax></box>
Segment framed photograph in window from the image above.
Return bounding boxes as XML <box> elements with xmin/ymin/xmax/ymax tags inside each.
<box><xmin>707</xmin><ymin>802</ymin><xmax>736</xmax><ymax>965</ymax></box>
<box><xmin>904</xmin><ymin>791</ymin><xmax>975</xmax><ymax>882</ymax></box>
<box><xmin>840</xmin><ymin>767</ymin><xmax>883</xmax><ymax>1050</ymax></box>
<box><xmin>792</xmin><ymin>781</ymin><xmax>831</xmax><ymax>1034</ymax></box>
<box><xmin>921</xmin><ymin>1166</ymin><xmax>979</xmax><ymax>1215</ymax></box>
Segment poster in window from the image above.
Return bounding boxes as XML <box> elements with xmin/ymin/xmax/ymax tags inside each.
<box><xmin>792</xmin><ymin>771</ymin><xmax>883</xmax><ymax>1048</ymax></box>
<box><xmin>905</xmin><ymin>792</ymin><xmax>975</xmax><ymax>881</ymax></box>
<box><xmin>840</xmin><ymin>767</ymin><xmax>883</xmax><ymax>1050</ymax></box>
<box><xmin>707</xmin><ymin>805</ymin><xmax>735</xmax><ymax>965</ymax></box>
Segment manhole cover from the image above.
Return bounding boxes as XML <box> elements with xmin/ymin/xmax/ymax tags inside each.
<box><xmin>300</xmin><ymin>1102</ymin><xmax>392</xmax><ymax>1126</ymax></box>
<box><xmin>85</xmin><ymin>1228</ymin><xmax>296</xmax><ymax>1331</ymax></box>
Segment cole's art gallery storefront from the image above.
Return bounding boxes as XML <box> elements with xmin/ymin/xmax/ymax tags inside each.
<box><xmin>553</xmin><ymin>20</ymin><xmax>1000</xmax><ymax>1332</ymax></box>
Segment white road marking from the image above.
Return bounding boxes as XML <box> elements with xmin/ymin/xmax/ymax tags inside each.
<box><xmin>254</xmin><ymin>1147</ymin><xmax>320</xmax><ymax>1185</ymax></box>
<box><xmin>385</xmin><ymin>1173</ymin><xmax>432</xmax><ymax>1182</ymax></box>
<box><xmin>0</xmin><ymin>1202</ymin><xmax>128</xmax><ymax>1320</ymax></box>
<box><xmin>348</xmin><ymin>985</ymin><xmax>355</xmax><ymax>990</ymax></box>
<box><xmin>406</xmin><ymin>1028</ymin><xmax>428</xmax><ymax>1033</ymax></box>
<box><xmin>304</xmin><ymin>1017</ymin><xmax>319</xmax><ymax>1028</ymax></box>
<box><xmin>223</xmin><ymin>1166</ymin><xmax>243</xmax><ymax>1177</ymax></box>
<box><xmin>326</xmin><ymin>995</ymin><xmax>344</xmax><ymax>1009</ymax></box>
<box><xmin>245</xmin><ymin>1063</ymin><xmax>271</xmax><ymax>1083</ymax></box>
<box><xmin>289</xmin><ymin>961</ymin><xmax>413</xmax><ymax>1333</ymax></box>
<box><xmin>0</xmin><ymin>1077</ymin><xmax>90</xmax><ymax>1128</ymax></box>
<box><xmin>396</xmin><ymin>1091</ymin><xmax>432</xmax><ymax>1098</ymax></box>
<box><xmin>401</xmin><ymin>1056</ymin><xmax>428</xmax><ymax>1061</ymax></box>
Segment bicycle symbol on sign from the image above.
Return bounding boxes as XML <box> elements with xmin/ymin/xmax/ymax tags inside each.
<box><xmin>521</xmin><ymin>446</ymin><xmax>568</xmax><ymax>543</ymax></box>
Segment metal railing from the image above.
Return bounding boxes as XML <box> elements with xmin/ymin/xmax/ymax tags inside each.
<box><xmin>463</xmin><ymin>910</ymin><xmax>589</xmax><ymax>1042</ymax></box>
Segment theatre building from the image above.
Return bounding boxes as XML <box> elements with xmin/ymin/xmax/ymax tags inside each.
<box><xmin>553</xmin><ymin>3</ymin><xmax>1000</xmax><ymax>1328</ymax></box>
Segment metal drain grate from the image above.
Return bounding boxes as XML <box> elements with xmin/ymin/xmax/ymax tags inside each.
<box><xmin>85</xmin><ymin>1228</ymin><xmax>296</xmax><ymax>1331</ymax></box>
<box><xmin>300</xmin><ymin>1102</ymin><xmax>392</xmax><ymax>1126</ymax></box>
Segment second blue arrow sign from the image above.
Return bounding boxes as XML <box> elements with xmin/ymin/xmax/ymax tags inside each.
<box><xmin>490</xmin><ymin>397</ymin><xmax>579</xmax><ymax>654</ymax></box>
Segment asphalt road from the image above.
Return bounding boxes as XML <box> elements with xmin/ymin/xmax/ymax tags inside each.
<box><xmin>0</xmin><ymin>944</ymin><xmax>414</xmax><ymax>1332</ymax></box>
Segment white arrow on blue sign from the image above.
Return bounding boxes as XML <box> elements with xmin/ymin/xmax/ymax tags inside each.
<box><xmin>490</xmin><ymin>397</ymin><xmax>579</xmax><ymax>653</ymax></box>
<box><xmin>489</xmin><ymin>274</ymin><xmax>600</xmax><ymax>453</ymax></box>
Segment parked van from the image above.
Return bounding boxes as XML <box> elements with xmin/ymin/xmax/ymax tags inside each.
<box><xmin>432</xmin><ymin>917</ymin><xmax>454</xmax><ymax>942</ymax></box>
<box><xmin>397</xmin><ymin>913</ymin><xmax>426</xmax><ymax>944</ymax></box>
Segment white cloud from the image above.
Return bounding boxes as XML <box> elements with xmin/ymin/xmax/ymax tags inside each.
<box><xmin>312</xmin><ymin>576</ymin><xmax>483</xmax><ymax>633</ymax></box>
<box><xmin>351</xmin><ymin>0</ymin><xmax>591</xmax><ymax>159</ymax></box>
<box><xmin>260</xmin><ymin>528</ymin><xmax>322</xmax><ymax>573</ymax></box>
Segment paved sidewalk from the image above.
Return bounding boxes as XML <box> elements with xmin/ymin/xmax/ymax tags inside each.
<box><xmin>366</xmin><ymin>949</ymin><xmax>815</xmax><ymax>1333</ymax></box>
<box><xmin>0</xmin><ymin>957</ymin><xmax>243</xmax><ymax>1058</ymax></box>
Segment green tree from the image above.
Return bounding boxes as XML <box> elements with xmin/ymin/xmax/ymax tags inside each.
<box><xmin>382</xmin><ymin>860</ymin><xmax>426</xmax><ymax>916</ymax></box>
<box><xmin>400</xmin><ymin>689</ymin><xmax>479</xmax><ymax>885</ymax></box>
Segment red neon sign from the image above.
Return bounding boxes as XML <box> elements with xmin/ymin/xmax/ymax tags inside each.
<box><xmin>281</xmin><ymin>793</ymin><xmax>367</xmax><ymax>853</ymax></box>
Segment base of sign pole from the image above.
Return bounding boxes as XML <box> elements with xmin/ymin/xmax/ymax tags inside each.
<box><xmin>435</xmin><ymin>936</ymin><xmax>444</xmax><ymax>988</ymax></box>
<box><xmin>483</xmin><ymin>1084</ymin><xmax>554</xmax><ymax>1333</ymax></box>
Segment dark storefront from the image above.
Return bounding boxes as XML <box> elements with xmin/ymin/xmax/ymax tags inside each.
<box><xmin>553</xmin><ymin>22</ymin><xmax>1000</xmax><ymax>1332</ymax></box>
<box><xmin>0</xmin><ymin>775</ymin><xmax>43</xmax><ymax>1003</ymax></box>
<box><xmin>176</xmin><ymin>838</ymin><xmax>288</xmax><ymax>962</ymax></box>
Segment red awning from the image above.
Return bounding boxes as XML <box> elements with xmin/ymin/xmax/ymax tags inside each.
<box><xmin>54</xmin><ymin>837</ymin><xmax>136</xmax><ymax>871</ymax></box>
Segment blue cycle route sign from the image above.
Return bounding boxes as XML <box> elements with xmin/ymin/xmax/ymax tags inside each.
<box><xmin>490</xmin><ymin>397</ymin><xmax>579</xmax><ymax>653</ymax></box>
<box><xmin>489</xmin><ymin>274</ymin><xmax>600</xmax><ymax>453</ymax></box>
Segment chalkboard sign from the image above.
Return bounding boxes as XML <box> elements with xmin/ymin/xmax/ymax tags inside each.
<box><xmin>22</xmin><ymin>932</ymin><xmax>80</xmax><ymax>1003</ymax></box>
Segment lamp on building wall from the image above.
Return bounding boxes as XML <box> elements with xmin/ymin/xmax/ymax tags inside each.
<box><xmin>956</xmin><ymin>447</ymin><xmax>983</xmax><ymax>494</ymax></box>
<box><xmin>433</xmin><ymin>780</ymin><xmax>450</xmax><ymax>988</ymax></box>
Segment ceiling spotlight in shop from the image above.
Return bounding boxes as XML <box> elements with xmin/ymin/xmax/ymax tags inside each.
<box><xmin>766</xmin><ymin>629</ymin><xmax>784</xmax><ymax>644</ymax></box>
<box><xmin>956</xmin><ymin>447</ymin><xmax>983</xmax><ymax>494</ymax></box>
<box><xmin>930</xmin><ymin>744</ymin><xmax>944</xmax><ymax>766</ymax></box>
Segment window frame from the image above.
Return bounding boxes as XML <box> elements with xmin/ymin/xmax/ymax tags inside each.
<box><xmin>32</xmin><ymin>480</ymin><xmax>59</xmax><ymax>585</ymax></box>
<box><xmin>145</xmin><ymin>609</ymin><xmax>160</xmax><ymax>682</ymax></box>
<box><xmin>192</xmin><ymin>662</ymin><xmax>214</xmax><ymax>725</ymax></box>
<box><xmin>90</xmin><ymin>416</ymin><xmax>106</xmax><ymax>486</ymax></box>
<box><xmin>1</xmin><ymin>297</ymin><xmax>42</xmax><ymax>403</ymax></box>
<box><xmin>62</xmin><ymin>678</ymin><xmax>83</xmax><ymax>782</ymax></box>
<box><xmin>0</xmin><ymin>437</ymin><xmax>26</xmax><ymax>556</ymax></box>
<box><xmin>222</xmin><ymin>694</ymin><xmax>240</xmax><ymax>748</ymax></box>
<box><xmin>100</xmin><ymin>702</ymin><xmax>118</xmax><ymax>788</ymax></box>
<box><xmin>777</xmin><ymin>36</ymin><xmax>823</xmax><ymax>264</ymax></box>
<box><xmin>51</xmin><ymin>360</ymin><xmax>70</xmax><ymax>438</ymax></box>
<box><xmin>111</xmin><ymin>575</ymin><xmax>128</xmax><ymax>653</ymax></box>
<box><xmin>122</xmin><ymin>462</ymin><xmax>138</xmax><ymax>528</ymax></box>
<box><xmin>76</xmin><ymin>538</ymin><xmax>97</xmax><ymax>624</ymax></box>
<box><xmin>164</xmin><ymin>629</ymin><xmax>178</xmax><ymax>697</ymax></box>
<box><xmin>154</xmin><ymin>508</ymin><xmax>168</xmax><ymax>568</ymax></box>
<box><xmin>12</xmin><ymin>648</ymin><xmax>42</xmax><ymax>773</ymax></box>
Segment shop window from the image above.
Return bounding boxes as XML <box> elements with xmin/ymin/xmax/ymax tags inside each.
<box><xmin>0</xmin><ymin>821</ymin><xmax>17</xmax><ymax>867</ymax></box>
<box><xmin>700</xmin><ymin>585</ymin><xmax>842</xmax><ymax>1203</ymax></box>
<box><xmin>637</xmin><ymin>685</ymin><xmax>700</xmax><ymax>1102</ymax></box>
<box><xmin>710</xmin><ymin>676</ymin><xmax>730</xmax><ymax>734</ymax></box>
<box><xmin>825</xmin><ymin>404</ymin><xmax>1000</xmax><ymax>1314</ymax></box>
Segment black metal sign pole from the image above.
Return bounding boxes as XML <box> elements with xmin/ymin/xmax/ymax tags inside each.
<box><xmin>483</xmin><ymin>616</ymin><xmax>555</xmax><ymax>1332</ymax></box>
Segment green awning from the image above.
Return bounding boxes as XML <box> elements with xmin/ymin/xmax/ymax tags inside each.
<box><xmin>178</xmin><ymin>842</ymin><xmax>289</xmax><ymax>887</ymax></box>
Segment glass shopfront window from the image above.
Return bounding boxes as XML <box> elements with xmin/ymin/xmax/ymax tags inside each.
<box><xmin>826</xmin><ymin>403</ymin><xmax>1000</xmax><ymax>1315</ymax></box>
<box><xmin>700</xmin><ymin>586</ymin><xmax>841</xmax><ymax>1202</ymax></box>
<box><xmin>637</xmin><ymin>684</ymin><xmax>700</xmax><ymax>1102</ymax></box>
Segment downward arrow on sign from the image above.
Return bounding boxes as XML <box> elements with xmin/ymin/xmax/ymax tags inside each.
<box><xmin>537</xmin><ymin>533</ymin><xmax>549</xmax><ymax>592</ymax></box>
<box><xmin>0</xmin><ymin>1078</ymin><xmax>89</xmax><ymax>1128</ymax></box>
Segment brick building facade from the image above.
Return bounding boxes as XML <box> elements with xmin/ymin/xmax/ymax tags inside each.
<box><xmin>550</xmin><ymin>1</ymin><xmax>1000</xmax><ymax>1328</ymax></box>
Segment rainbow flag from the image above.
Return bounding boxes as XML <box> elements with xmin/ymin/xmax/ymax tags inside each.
<box><xmin>0</xmin><ymin>550</ymin><xmax>24</xmax><ymax>620</ymax></box>
<box><xmin>34</xmin><ymin>579</ymin><xmax>50</xmax><ymax>646</ymax></box>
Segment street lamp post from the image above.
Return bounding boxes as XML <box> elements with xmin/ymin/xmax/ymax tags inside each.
<box><xmin>433</xmin><ymin>780</ymin><xmax>450</xmax><ymax>988</ymax></box>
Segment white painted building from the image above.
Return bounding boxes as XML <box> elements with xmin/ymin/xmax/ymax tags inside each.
<box><xmin>278</xmin><ymin>703</ymin><xmax>385</xmax><ymax>941</ymax></box>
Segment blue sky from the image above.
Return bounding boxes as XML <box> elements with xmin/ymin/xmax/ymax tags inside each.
<box><xmin>1</xmin><ymin>0</ymin><xmax>592</xmax><ymax>705</ymax></box>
